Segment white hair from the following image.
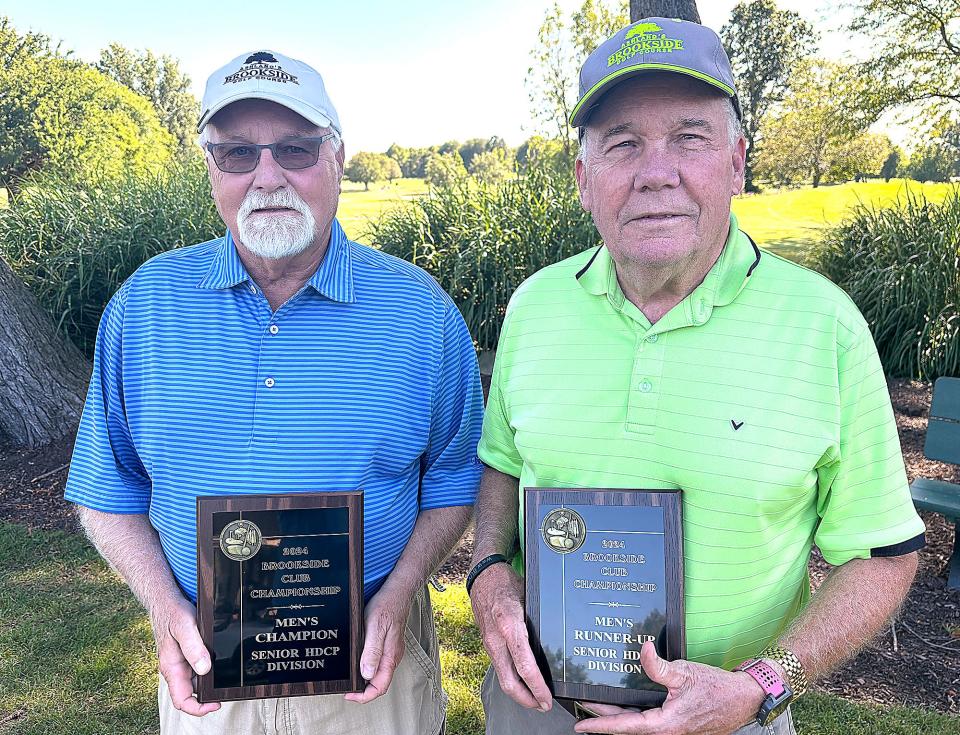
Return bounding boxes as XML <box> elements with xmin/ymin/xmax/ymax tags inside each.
<box><xmin>236</xmin><ymin>187</ymin><xmax>317</xmax><ymax>260</ymax></box>
<box><xmin>577</xmin><ymin>97</ymin><xmax>742</xmax><ymax>163</ymax></box>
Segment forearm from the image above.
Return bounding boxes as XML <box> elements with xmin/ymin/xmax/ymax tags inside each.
<box><xmin>77</xmin><ymin>506</ymin><xmax>186</xmax><ymax>616</ymax></box>
<box><xmin>471</xmin><ymin>465</ymin><xmax>521</xmax><ymax>562</ymax></box>
<box><xmin>779</xmin><ymin>553</ymin><xmax>918</xmax><ymax>680</ymax></box>
<box><xmin>380</xmin><ymin>504</ymin><xmax>473</xmax><ymax>599</ymax></box>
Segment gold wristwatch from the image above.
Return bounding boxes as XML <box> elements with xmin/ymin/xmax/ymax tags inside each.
<box><xmin>759</xmin><ymin>644</ymin><xmax>808</xmax><ymax>698</ymax></box>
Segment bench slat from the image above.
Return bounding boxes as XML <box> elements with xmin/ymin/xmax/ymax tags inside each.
<box><xmin>910</xmin><ymin>477</ymin><xmax>960</xmax><ymax>518</ymax></box>
<box><xmin>930</xmin><ymin>377</ymin><xmax>960</xmax><ymax>420</ymax></box>
<box><xmin>924</xmin><ymin>378</ymin><xmax>960</xmax><ymax>465</ymax></box>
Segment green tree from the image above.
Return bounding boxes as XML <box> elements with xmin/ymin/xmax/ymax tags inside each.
<box><xmin>424</xmin><ymin>151</ymin><xmax>468</xmax><ymax>188</ymax></box>
<box><xmin>33</xmin><ymin>59</ymin><xmax>176</xmax><ymax>181</ymax></box>
<box><xmin>469</xmin><ymin>148</ymin><xmax>514</xmax><ymax>184</ymax></box>
<box><xmin>516</xmin><ymin>136</ymin><xmax>569</xmax><ymax>172</ymax></box>
<box><xmin>344</xmin><ymin>151</ymin><xmax>392</xmax><ymax>190</ymax></box>
<box><xmin>880</xmin><ymin>149</ymin><xmax>902</xmax><ymax>180</ymax></box>
<box><xmin>0</xmin><ymin>18</ymin><xmax>174</xmax><ymax>187</ymax></box>
<box><xmin>458</xmin><ymin>136</ymin><xmax>508</xmax><ymax>169</ymax></box>
<box><xmin>0</xmin><ymin>18</ymin><xmax>62</xmax><ymax>186</ymax></box>
<box><xmin>721</xmin><ymin>0</ymin><xmax>818</xmax><ymax>192</ymax></box>
<box><xmin>96</xmin><ymin>43</ymin><xmax>199</xmax><ymax>151</ymax></box>
<box><xmin>526</xmin><ymin>1</ymin><xmax>628</xmax><ymax>157</ymax></box>
<box><xmin>828</xmin><ymin>133</ymin><xmax>895</xmax><ymax>182</ymax></box>
<box><xmin>904</xmin><ymin>142</ymin><xmax>960</xmax><ymax>182</ymax></box>
<box><xmin>849</xmin><ymin>0</ymin><xmax>960</xmax><ymax>124</ymax></box>
<box><xmin>384</xmin><ymin>157</ymin><xmax>402</xmax><ymax>181</ymax></box>
<box><xmin>754</xmin><ymin>60</ymin><xmax>874</xmax><ymax>187</ymax></box>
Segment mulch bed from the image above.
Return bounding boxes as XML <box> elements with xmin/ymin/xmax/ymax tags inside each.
<box><xmin>1</xmin><ymin>378</ymin><xmax>957</xmax><ymax>713</ymax></box>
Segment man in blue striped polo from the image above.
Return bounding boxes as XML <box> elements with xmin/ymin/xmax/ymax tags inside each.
<box><xmin>64</xmin><ymin>50</ymin><xmax>482</xmax><ymax>735</ymax></box>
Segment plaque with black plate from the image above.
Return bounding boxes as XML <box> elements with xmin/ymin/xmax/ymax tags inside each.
<box><xmin>196</xmin><ymin>492</ymin><xmax>363</xmax><ymax>703</ymax></box>
<box><xmin>524</xmin><ymin>488</ymin><xmax>684</xmax><ymax>708</ymax></box>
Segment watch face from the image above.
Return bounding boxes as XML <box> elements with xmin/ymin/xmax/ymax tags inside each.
<box><xmin>758</xmin><ymin>687</ymin><xmax>794</xmax><ymax>726</ymax></box>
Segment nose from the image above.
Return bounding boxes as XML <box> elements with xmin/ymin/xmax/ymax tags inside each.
<box><xmin>250</xmin><ymin>147</ymin><xmax>287</xmax><ymax>191</ymax></box>
<box><xmin>632</xmin><ymin>142</ymin><xmax>680</xmax><ymax>192</ymax></box>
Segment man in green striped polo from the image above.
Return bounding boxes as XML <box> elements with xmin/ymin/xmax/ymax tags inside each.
<box><xmin>466</xmin><ymin>18</ymin><xmax>925</xmax><ymax>735</ymax></box>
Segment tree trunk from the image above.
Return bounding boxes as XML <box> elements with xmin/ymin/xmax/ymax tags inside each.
<box><xmin>0</xmin><ymin>256</ymin><xmax>89</xmax><ymax>448</ymax></box>
<box><xmin>630</xmin><ymin>0</ymin><xmax>700</xmax><ymax>23</ymax></box>
<box><xmin>744</xmin><ymin>137</ymin><xmax>758</xmax><ymax>193</ymax></box>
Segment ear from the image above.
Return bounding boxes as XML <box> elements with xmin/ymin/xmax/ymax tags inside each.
<box><xmin>730</xmin><ymin>135</ymin><xmax>746</xmax><ymax>196</ymax></box>
<box><xmin>575</xmin><ymin>156</ymin><xmax>592</xmax><ymax>213</ymax></box>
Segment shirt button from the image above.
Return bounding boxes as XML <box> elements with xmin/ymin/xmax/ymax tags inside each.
<box><xmin>646</xmin><ymin>334</ymin><xmax>659</xmax><ymax>343</ymax></box>
<box><xmin>249</xmin><ymin>284</ymin><xmax>258</xmax><ymax>295</ymax></box>
<box><xmin>264</xmin><ymin>377</ymin><xmax>275</xmax><ymax>388</ymax></box>
<box><xmin>639</xmin><ymin>379</ymin><xmax>653</xmax><ymax>393</ymax></box>
<box><xmin>269</xmin><ymin>324</ymin><xmax>279</xmax><ymax>335</ymax></box>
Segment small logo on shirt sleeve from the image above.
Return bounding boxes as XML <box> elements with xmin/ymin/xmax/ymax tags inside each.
<box><xmin>731</xmin><ymin>419</ymin><xmax>744</xmax><ymax>431</ymax></box>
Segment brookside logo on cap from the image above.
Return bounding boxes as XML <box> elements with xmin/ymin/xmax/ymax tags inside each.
<box><xmin>224</xmin><ymin>52</ymin><xmax>300</xmax><ymax>85</ymax></box>
<box><xmin>569</xmin><ymin>17</ymin><xmax>741</xmax><ymax>128</ymax></box>
<box><xmin>197</xmin><ymin>50</ymin><xmax>341</xmax><ymax>135</ymax></box>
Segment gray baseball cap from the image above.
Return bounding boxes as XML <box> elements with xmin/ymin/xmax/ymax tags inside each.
<box><xmin>570</xmin><ymin>18</ymin><xmax>740</xmax><ymax>128</ymax></box>
<box><xmin>197</xmin><ymin>50</ymin><xmax>341</xmax><ymax>135</ymax></box>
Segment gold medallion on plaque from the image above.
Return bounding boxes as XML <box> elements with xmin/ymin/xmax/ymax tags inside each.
<box><xmin>219</xmin><ymin>519</ymin><xmax>263</xmax><ymax>561</ymax></box>
<box><xmin>541</xmin><ymin>508</ymin><xmax>586</xmax><ymax>554</ymax></box>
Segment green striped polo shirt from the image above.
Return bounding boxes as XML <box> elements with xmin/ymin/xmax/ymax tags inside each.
<box><xmin>479</xmin><ymin>214</ymin><xmax>925</xmax><ymax>670</ymax></box>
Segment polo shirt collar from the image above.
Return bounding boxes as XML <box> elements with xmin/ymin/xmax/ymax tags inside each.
<box><xmin>197</xmin><ymin>218</ymin><xmax>356</xmax><ymax>303</ymax></box>
<box><xmin>576</xmin><ymin>213</ymin><xmax>760</xmax><ymax>323</ymax></box>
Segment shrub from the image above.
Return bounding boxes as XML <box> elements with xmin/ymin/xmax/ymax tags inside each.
<box><xmin>366</xmin><ymin>160</ymin><xmax>598</xmax><ymax>351</ymax></box>
<box><xmin>809</xmin><ymin>188</ymin><xmax>960</xmax><ymax>380</ymax></box>
<box><xmin>0</xmin><ymin>159</ymin><xmax>222</xmax><ymax>355</ymax></box>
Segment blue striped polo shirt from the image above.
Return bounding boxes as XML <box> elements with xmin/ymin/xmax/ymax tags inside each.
<box><xmin>65</xmin><ymin>220</ymin><xmax>483</xmax><ymax>602</ymax></box>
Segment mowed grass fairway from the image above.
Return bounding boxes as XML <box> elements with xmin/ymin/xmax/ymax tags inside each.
<box><xmin>2</xmin><ymin>523</ymin><xmax>959</xmax><ymax>735</ymax></box>
<box><xmin>337</xmin><ymin>178</ymin><xmax>429</xmax><ymax>240</ymax></box>
<box><xmin>732</xmin><ymin>179</ymin><xmax>958</xmax><ymax>263</ymax></box>
<box><xmin>336</xmin><ymin>177</ymin><xmax>956</xmax><ymax>264</ymax></box>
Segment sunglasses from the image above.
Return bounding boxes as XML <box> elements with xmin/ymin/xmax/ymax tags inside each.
<box><xmin>205</xmin><ymin>134</ymin><xmax>337</xmax><ymax>173</ymax></box>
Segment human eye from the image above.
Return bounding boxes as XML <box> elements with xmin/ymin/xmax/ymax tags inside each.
<box><xmin>278</xmin><ymin>142</ymin><xmax>309</xmax><ymax>155</ymax></box>
<box><xmin>678</xmin><ymin>131</ymin><xmax>708</xmax><ymax>145</ymax></box>
<box><xmin>223</xmin><ymin>144</ymin><xmax>255</xmax><ymax>159</ymax></box>
<box><xmin>606</xmin><ymin>138</ymin><xmax>636</xmax><ymax>153</ymax></box>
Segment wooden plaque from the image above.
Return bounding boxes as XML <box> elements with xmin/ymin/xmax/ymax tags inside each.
<box><xmin>524</xmin><ymin>488</ymin><xmax>684</xmax><ymax>708</ymax></box>
<box><xmin>196</xmin><ymin>492</ymin><xmax>363</xmax><ymax>702</ymax></box>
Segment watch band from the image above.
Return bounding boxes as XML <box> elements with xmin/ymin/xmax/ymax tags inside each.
<box><xmin>734</xmin><ymin>658</ymin><xmax>786</xmax><ymax>698</ymax></box>
<box><xmin>759</xmin><ymin>644</ymin><xmax>808</xmax><ymax>697</ymax></box>
<box><xmin>735</xmin><ymin>658</ymin><xmax>793</xmax><ymax>727</ymax></box>
<box><xmin>466</xmin><ymin>553</ymin><xmax>508</xmax><ymax>596</ymax></box>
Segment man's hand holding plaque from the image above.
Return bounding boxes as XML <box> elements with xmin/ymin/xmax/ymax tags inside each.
<box><xmin>470</xmin><ymin>560</ymin><xmax>554</xmax><ymax>713</ymax></box>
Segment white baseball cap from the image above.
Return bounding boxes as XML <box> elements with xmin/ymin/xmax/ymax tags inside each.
<box><xmin>197</xmin><ymin>50</ymin><xmax>341</xmax><ymax>135</ymax></box>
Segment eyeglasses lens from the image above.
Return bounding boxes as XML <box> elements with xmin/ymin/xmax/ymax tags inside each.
<box><xmin>211</xmin><ymin>138</ymin><xmax>323</xmax><ymax>173</ymax></box>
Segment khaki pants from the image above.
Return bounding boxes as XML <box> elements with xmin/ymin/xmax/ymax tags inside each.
<box><xmin>481</xmin><ymin>666</ymin><xmax>797</xmax><ymax>735</ymax></box>
<box><xmin>160</xmin><ymin>588</ymin><xmax>446</xmax><ymax>735</ymax></box>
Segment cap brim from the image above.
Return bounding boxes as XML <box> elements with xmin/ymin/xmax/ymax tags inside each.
<box><xmin>197</xmin><ymin>90</ymin><xmax>336</xmax><ymax>134</ymax></box>
<box><xmin>569</xmin><ymin>63</ymin><xmax>738</xmax><ymax>128</ymax></box>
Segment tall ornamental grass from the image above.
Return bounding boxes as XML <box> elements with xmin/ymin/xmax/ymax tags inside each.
<box><xmin>809</xmin><ymin>189</ymin><xmax>960</xmax><ymax>380</ymax></box>
<box><xmin>366</xmin><ymin>161</ymin><xmax>598</xmax><ymax>351</ymax></box>
<box><xmin>0</xmin><ymin>160</ymin><xmax>223</xmax><ymax>356</ymax></box>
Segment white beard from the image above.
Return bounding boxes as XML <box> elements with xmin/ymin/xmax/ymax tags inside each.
<box><xmin>236</xmin><ymin>189</ymin><xmax>317</xmax><ymax>259</ymax></box>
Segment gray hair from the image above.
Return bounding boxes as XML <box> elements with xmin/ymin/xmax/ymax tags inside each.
<box><xmin>577</xmin><ymin>97</ymin><xmax>742</xmax><ymax>163</ymax></box>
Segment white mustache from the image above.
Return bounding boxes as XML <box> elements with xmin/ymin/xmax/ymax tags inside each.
<box><xmin>238</xmin><ymin>189</ymin><xmax>310</xmax><ymax>222</ymax></box>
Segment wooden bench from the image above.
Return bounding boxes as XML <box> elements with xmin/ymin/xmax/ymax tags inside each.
<box><xmin>910</xmin><ymin>377</ymin><xmax>960</xmax><ymax>589</ymax></box>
